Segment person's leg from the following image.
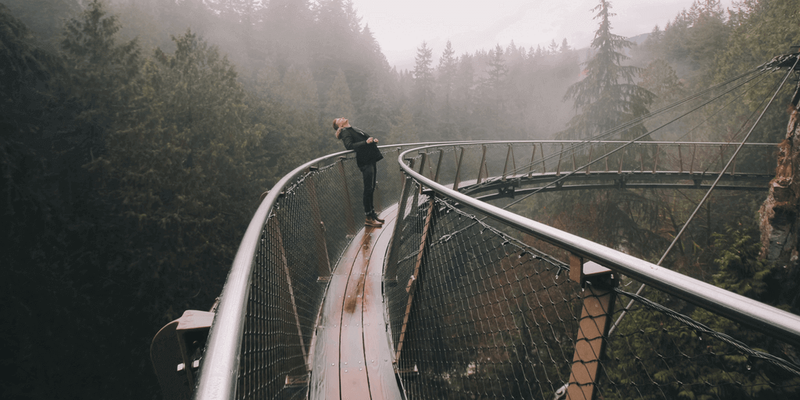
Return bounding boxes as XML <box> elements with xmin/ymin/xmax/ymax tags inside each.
<box><xmin>368</xmin><ymin>163</ymin><xmax>384</xmax><ymax>222</ymax></box>
<box><xmin>361</xmin><ymin>163</ymin><xmax>380</xmax><ymax>226</ymax></box>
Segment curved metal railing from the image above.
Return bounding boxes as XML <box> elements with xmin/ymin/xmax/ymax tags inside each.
<box><xmin>395</xmin><ymin>142</ymin><xmax>800</xmax><ymax>343</ymax></box>
<box><xmin>194</xmin><ymin>140</ymin><xmax>800</xmax><ymax>400</ymax></box>
<box><xmin>194</xmin><ymin>143</ymin><xmax>435</xmax><ymax>400</ymax></box>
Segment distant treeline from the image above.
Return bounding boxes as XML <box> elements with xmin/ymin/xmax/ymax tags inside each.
<box><xmin>1</xmin><ymin>0</ymin><xmax>798</xmax><ymax>399</ymax></box>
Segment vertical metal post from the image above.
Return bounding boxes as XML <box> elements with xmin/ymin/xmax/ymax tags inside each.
<box><xmin>541</xmin><ymin>144</ymin><xmax>547</xmax><ymax>174</ymax></box>
<box><xmin>337</xmin><ymin>157</ymin><xmax>356</xmax><ymax>236</ymax></box>
<box><xmin>690</xmin><ymin>144</ymin><xmax>697</xmax><ymax>174</ymax></box>
<box><xmin>679</xmin><ymin>144</ymin><xmax>683</xmax><ymax>174</ymax></box>
<box><xmin>557</xmin><ymin>144</ymin><xmax>564</xmax><ymax>176</ymax></box>
<box><xmin>433</xmin><ymin>149</ymin><xmax>444</xmax><ymax>183</ymax></box>
<box><xmin>453</xmin><ymin>147</ymin><xmax>465</xmax><ymax>191</ymax></box>
<box><xmin>477</xmin><ymin>145</ymin><xmax>488</xmax><ymax>184</ymax></box>
<box><xmin>653</xmin><ymin>144</ymin><xmax>659</xmax><ymax>173</ymax></box>
<box><xmin>586</xmin><ymin>145</ymin><xmax>593</xmax><ymax>175</ymax></box>
<box><xmin>639</xmin><ymin>144</ymin><xmax>645</xmax><ymax>172</ymax></box>
<box><xmin>511</xmin><ymin>145</ymin><xmax>517</xmax><ymax>175</ymax></box>
<box><xmin>502</xmin><ymin>145</ymin><xmax>511</xmax><ymax>181</ymax></box>
<box><xmin>385</xmin><ymin>158</ymin><xmax>415</xmax><ymax>283</ymax></box>
<box><xmin>305</xmin><ymin>169</ymin><xmax>331</xmax><ymax>281</ymax></box>
<box><xmin>572</xmin><ymin>149</ymin><xmax>577</xmax><ymax>172</ymax></box>
<box><xmin>426</xmin><ymin>151</ymin><xmax>436</xmax><ymax>180</ymax></box>
<box><xmin>567</xmin><ymin>256</ymin><xmax>617</xmax><ymax>400</ymax></box>
<box><xmin>528</xmin><ymin>144</ymin><xmax>537</xmax><ymax>178</ymax></box>
<box><xmin>395</xmin><ymin>196</ymin><xmax>436</xmax><ymax>363</ymax></box>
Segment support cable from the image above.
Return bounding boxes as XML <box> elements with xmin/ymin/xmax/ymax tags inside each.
<box><xmin>465</xmin><ymin>68</ymin><xmax>767</xmax><ymax>197</ymax></box>
<box><xmin>426</xmin><ymin>70</ymin><xmax>774</xmax><ymax>253</ymax></box>
<box><xmin>615</xmin><ymin>288</ymin><xmax>800</xmax><ymax>376</ymax></box>
<box><xmin>469</xmin><ymin>67</ymin><xmax>766</xmax><ymax>192</ymax></box>
<box><xmin>608</xmin><ymin>55</ymin><xmax>800</xmax><ymax>337</ymax></box>
<box><xmin>497</xmin><ymin>69</ymin><xmax>771</xmax><ymax>209</ymax></box>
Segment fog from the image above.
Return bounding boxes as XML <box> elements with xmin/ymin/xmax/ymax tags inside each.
<box><xmin>3</xmin><ymin>0</ymin><xmax>797</xmax><ymax>399</ymax></box>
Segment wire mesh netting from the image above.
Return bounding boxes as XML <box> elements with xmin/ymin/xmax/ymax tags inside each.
<box><xmin>385</xmin><ymin>142</ymin><xmax>799</xmax><ymax>399</ymax></box>
<box><xmin>600</xmin><ymin>288</ymin><xmax>800</xmax><ymax>399</ymax></box>
<box><xmin>385</xmin><ymin>191</ymin><xmax>581</xmax><ymax>399</ymax></box>
<box><xmin>231</xmin><ymin>147</ymin><xmax>406</xmax><ymax>400</ymax></box>
<box><xmin>385</xmin><ymin>188</ymin><xmax>800</xmax><ymax>399</ymax></box>
<box><xmin>200</xmin><ymin>140</ymin><xmax>796</xmax><ymax>400</ymax></box>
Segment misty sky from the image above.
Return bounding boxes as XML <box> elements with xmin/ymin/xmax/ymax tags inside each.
<box><xmin>349</xmin><ymin>0</ymin><xmax>734</xmax><ymax>69</ymax></box>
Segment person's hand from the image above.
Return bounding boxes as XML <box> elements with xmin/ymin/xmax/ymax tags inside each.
<box><xmin>368</xmin><ymin>137</ymin><xmax>378</xmax><ymax>144</ymax></box>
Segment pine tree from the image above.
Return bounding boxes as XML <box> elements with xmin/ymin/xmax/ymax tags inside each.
<box><xmin>547</xmin><ymin>39</ymin><xmax>559</xmax><ymax>55</ymax></box>
<box><xmin>479</xmin><ymin>44</ymin><xmax>509</xmax><ymax>132</ymax></box>
<box><xmin>562</xmin><ymin>0</ymin><xmax>653</xmax><ymax>140</ymax></box>
<box><xmin>560</xmin><ymin>38</ymin><xmax>571</xmax><ymax>53</ymax></box>
<box><xmin>437</xmin><ymin>41</ymin><xmax>457</xmax><ymax>111</ymax></box>
<box><xmin>61</xmin><ymin>0</ymin><xmax>141</xmax><ymax>147</ymax></box>
<box><xmin>412</xmin><ymin>41</ymin><xmax>435</xmax><ymax>131</ymax></box>
<box><xmin>453</xmin><ymin>54</ymin><xmax>476</xmax><ymax>138</ymax></box>
<box><xmin>437</xmin><ymin>41</ymin><xmax>458</xmax><ymax>139</ymax></box>
<box><xmin>324</xmin><ymin>68</ymin><xmax>357</xmax><ymax>126</ymax></box>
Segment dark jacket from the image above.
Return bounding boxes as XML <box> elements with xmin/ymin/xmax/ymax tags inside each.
<box><xmin>339</xmin><ymin>126</ymin><xmax>383</xmax><ymax>168</ymax></box>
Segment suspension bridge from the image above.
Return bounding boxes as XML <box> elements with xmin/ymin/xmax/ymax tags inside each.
<box><xmin>152</xmin><ymin>54</ymin><xmax>800</xmax><ymax>399</ymax></box>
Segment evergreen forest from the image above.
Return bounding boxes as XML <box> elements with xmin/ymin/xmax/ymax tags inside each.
<box><xmin>1</xmin><ymin>0</ymin><xmax>799</xmax><ymax>399</ymax></box>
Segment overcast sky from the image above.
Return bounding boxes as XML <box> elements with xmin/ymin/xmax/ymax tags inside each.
<box><xmin>348</xmin><ymin>0</ymin><xmax>734</xmax><ymax>70</ymax></box>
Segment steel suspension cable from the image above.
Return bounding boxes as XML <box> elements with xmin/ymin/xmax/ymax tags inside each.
<box><xmin>466</xmin><ymin>68</ymin><xmax>767</xmax><ymax>196</ymax></box>
<box><xmin>475</xmin><ymin>67</ymin><xmax>766</xmax><ymax>188</ymax></box>
<box><xmin>608</xmin><ymin>55</ymin><xmax>800</xmax><ymax>337</ymax></box>
<box><xmin>427</xmin><ymin>70</ymin><xmax>774</xmax><ymax>248</ymax></box>
<box><xmin>496</xmin><ymin>68</ymin><xmax>771</xmax><ymax>209</ymax></box>
<box><xmin>671</xmin><ymin>71</ymin><xmax>772</xmax><ymax>144</ymax></box>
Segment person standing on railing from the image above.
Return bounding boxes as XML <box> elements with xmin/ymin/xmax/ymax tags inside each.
<box><xmin>333</xmin><ymin>117</ymin><xmax>385</xmax><ymax>227</ymax></box>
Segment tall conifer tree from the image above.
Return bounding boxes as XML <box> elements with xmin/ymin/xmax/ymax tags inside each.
<box><xmin>562</xmin><ymin>0</ymin><xmax>653</xmax><ymax>139</ymax></box>
<box><xmin>412</xmin><ymin>41</ymin><xmax>435</xmax><ymax>131</ymax></box>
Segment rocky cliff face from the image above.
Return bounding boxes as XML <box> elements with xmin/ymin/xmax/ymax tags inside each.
<box><xmin>760</xmin><ymin>86</ymin><xmax>800</xmax><ymax>265</ymax></box>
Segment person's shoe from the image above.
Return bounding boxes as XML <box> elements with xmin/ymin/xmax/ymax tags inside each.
<box><xmin>365</xmin><ymin>217</ymin><xmax>383</xmax><ymax>228</ymax></box>
<box><xmin>369</xmin><ymin>212</ymin><xmax>385</xmax><ymax>223</ymax></box>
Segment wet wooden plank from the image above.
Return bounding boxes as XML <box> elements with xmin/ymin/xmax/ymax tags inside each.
<box><xmin>339</xmin><ymin>227</ymin><xmax>374</xmax><ymax>398</ymax></box>
<box><xmin>309</xmin><ymin>206</ymin><xmax>402</xmax><ymax>400</ymax></box>
<box><xmin>362</xmin><ymin>209</ymin><xmax>403</xmax><ymax>400</ymax></box>
<box><xmin>309</xmin><ymin>227</ymin><xmax>365</xmax><ymax>399</ymax></box>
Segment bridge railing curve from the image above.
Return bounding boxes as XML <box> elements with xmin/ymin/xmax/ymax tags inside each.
<box><xmin>193</xmin><ymin>139</ymin><xmax>800</xmax><ymax>400</ymax></box>
<box><xmin>193</xmin><ymin>142</ymin><xmax>449</xmax><ymax>400</ymax></box>
<box><xmin>389</xmin><ymin>142</ymin><xmax>800</xmax><ymax>399</ymax></box>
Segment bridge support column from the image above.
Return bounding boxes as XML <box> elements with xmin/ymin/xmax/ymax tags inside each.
<box><xmin>567</xmin><ymin>256</ymin><xmax>617</xmax><ymax>400</ymax></box>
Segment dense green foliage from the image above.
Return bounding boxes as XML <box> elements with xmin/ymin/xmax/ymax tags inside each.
<box><xmin>2</xmin><ymin>0</ymin><xmax>799</xmax><ymax>399</ymax></box>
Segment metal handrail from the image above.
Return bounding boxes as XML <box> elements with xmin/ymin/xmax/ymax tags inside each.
<box><xmin>193</xmin><ymin>139</ymin><xmax>789</xmax><ymax>400</ymax></box>
<box><xmin>192</xmin><ymin>141</ymin><xmax>462</xmax><ymax>400</ymax></box>
<box><xmin>398</xmin><ymin>144</ymin><xmax>800</xmax><ymax>347</ymax></box>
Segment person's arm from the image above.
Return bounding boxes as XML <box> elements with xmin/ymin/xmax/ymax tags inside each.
<box><xmin>341</xmin><ymin>129</ymin><xmax>370</xmax><ymax>150</ymax></box>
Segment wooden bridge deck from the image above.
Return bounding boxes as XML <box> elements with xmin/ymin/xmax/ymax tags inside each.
<box><xmin>308</xmin><ymin>206</ymin><xmax>403</xmax><ymax>400</ymax></box>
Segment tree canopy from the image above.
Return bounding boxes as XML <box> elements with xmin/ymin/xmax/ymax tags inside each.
<box><xmin>3</xmin><ymin>0</ymin><xmax>800</xmax><ymax>399</ymax></box>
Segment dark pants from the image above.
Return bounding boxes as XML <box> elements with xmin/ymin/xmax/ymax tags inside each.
<box><xmin>359</xmin><ymin>163</ymin><xmax>377</xmax><ymax>215</ymax></box>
